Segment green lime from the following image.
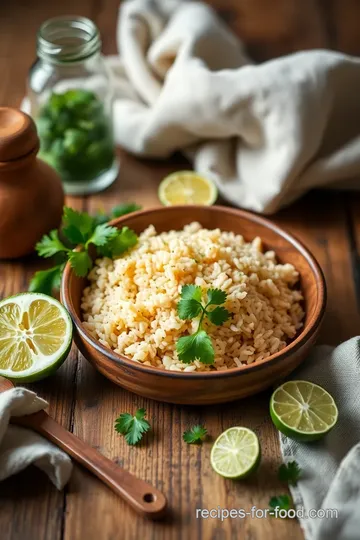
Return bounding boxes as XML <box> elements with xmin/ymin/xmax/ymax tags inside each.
<box><xmin>0</xmin><ymin>293</ymin><xmax>73</xmax><ymax>383</ymax></box>
<box><xmin>270</xmin><ymin>380</ymin><xmax>338</xmax><ymax>442</ymax></box>
<box><xmin>210</xmin><ymin>427</ymin><xmax>261</xmax><ymax>479</ymax></box>
<box><xmin>158</xmin><ymin>170</ymin><xmax>218</xmax><ymax>206</ymax></box>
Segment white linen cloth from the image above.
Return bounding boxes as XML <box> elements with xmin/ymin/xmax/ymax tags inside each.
<box><xmin>0</xmin><ymin>387</ymin><xmax>72</xmax><ymax>489</ymax></box>
<box><xmin>108</xmin><ymin>0</ymin><xmax>360</xmax><ymax>213</ymax></box>
<box><xmin>279</xmin><ymin>337</ymin><xmax>360</xmax><ymax>540</ymax></box>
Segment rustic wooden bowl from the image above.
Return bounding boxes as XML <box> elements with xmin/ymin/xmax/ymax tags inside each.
<box><xmin>61</xmin><ymin>205</ymin><xmax>326</xmax><ymax>405</ymax></box>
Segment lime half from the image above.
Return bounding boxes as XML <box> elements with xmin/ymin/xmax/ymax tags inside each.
<box><xmin>210</xmin><ymin>427</ymin><xmax>261</xmax><ymax>479</ymax></box>
<box><xmin>270</xmin><ymin>380</ymin><xmax>338</xmax><ymax>442</ymax></box>
<box><xmin>158</xmin><ymin>170</ymin><xmax>218</xmax><ymax>206</ymax></box>
<box><xmin>0</xmin><ymin>293</ymin><xmax>73</xmax><ymax>382</ymax></box>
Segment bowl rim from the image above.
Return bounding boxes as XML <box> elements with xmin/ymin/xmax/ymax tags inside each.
<box><xmin>61</xmin><ymin>204</ymin><xmax>327</xmax><ymax>380</ymax></box>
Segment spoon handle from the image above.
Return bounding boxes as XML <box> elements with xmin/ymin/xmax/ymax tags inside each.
<box><xmin>12</xmin><ymin>410</ymin><xmax>166</xmax><ymax>519</ymax></box>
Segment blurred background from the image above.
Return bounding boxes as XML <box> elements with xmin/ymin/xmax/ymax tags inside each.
<box><xmin>2</xmin><ymin>0</ymin><xmax>360</xmax><ymax>107</ymax></box>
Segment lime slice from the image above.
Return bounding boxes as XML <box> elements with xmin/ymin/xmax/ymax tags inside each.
<box><xmin>0</xmin><ymin>293</ymin><xmax>73</xmax><ymax>382</ymax></box>
<box><xmin>158</xmin><ymin>170</ymin><xmax>218</xmax><ymax>206</ymax></box>
<box><xmin>270</xmin><ymin>380</ymin><xmax>338</xmax><ymax>442</ymax></box>
<box><xmin>210</xmin><ymin>427</ymin><xmax>261</xmax><ymax>479</ymax></box>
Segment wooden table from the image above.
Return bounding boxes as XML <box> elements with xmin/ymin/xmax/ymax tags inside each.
<box><xmin>1</xmin><ymin>1</ymin><xmax>360</xmax><ymax>539</ymax></box>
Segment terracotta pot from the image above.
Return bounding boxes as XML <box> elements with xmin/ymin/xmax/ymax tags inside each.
<box><xmin>0</xmin><ymin>107</ymin><xmax>64</xmax><ymax>259</ymax></box>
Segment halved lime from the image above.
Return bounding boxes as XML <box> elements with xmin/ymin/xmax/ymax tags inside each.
<box><xmin>270</xmin><ymin>380</ymin><xmax>338</xmax><ymax>442</ymax></box>
<box><xmin>158</xmin><ymin>170</ymin><xmax>218</xmax><ymax>206</ymax></box>
<box><xmin>0</xmin><ymin>293</ymin><xmax>73</xmax><ymax>382</ymax></box>
<box><xmin>210</xmin><ymin>427</ymin><xmax>261</xmax><ymax>479</ymax></box>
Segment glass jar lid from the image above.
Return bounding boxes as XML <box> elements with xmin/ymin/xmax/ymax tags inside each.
<box><xmin>37</xmin><ymin>16</ymin><xmax>101</xmax><ymax>64</ymax></box>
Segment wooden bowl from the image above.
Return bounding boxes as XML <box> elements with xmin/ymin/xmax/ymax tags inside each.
<box><xmin>61</xmin><ymin>205</ymin><xmax>326</xmax><ymax>405</ymax></box>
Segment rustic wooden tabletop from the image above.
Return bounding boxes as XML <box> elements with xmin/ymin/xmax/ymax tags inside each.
<box><xmin>1</xmin><ymin>1</ymin><xmax>360</xmax><ymax>539</ymax></box>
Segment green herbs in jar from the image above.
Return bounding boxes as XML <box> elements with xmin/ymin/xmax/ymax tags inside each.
<box><xmin>37</xmin><ymin>89</ymin><xmax>115</xmax><ymax>185</ymax></box>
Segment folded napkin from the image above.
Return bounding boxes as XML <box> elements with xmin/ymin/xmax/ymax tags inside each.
<box><xmin>279</xmin><ymin>337</ymin><xmax>360</xmax><ymax>540</ymax></box>
<box><xmin>0</xmin><ymin>387</ymin><xmax>72</xmax><ymax>489</ymax></box>
<box><xmin>108</xmin><ymin>0</ymin><xmax>360</xmax><ymax>213</ymax></box>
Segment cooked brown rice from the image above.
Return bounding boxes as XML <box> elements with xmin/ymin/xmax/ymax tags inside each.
<box><xmin>81</xmin><ymin>222</ymin><xmax>304</xmax><ymax>372</ymax></box>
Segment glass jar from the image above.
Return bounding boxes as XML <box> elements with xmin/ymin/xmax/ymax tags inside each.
<box><xmin>27</xmin><ymin>16</ymin><xmax>118</xmax><ymax>195</ymax></box>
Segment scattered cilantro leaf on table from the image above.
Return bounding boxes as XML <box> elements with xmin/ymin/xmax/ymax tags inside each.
<box><xmin>278</xmin><ymin>461</ymin><xmax>302</xmax><ymax>486</ymax></box>
<box><xmin>183</xmin><ymin>425</ymin><xmax>208</xmax><ymax>444</ymax></box>
<box><xmin>111</xmin><ymin>203</ymin><xmax>142</xmax><ymax>218</ymax></box>
<box><xmin>36</xmin><ymin>230</ymin><xmax>69</xmax><ymax>258</ymax></box>
<box><xmin>28</xmin><ymin>264</ymin><xmax>65</xmax><ymax>296</ymax></box>
<box><xmin>269</xmin><ymin>494</ymin><xmax>292</xmax><ymax>516</ymax></box>
<box><xmin>28</xmin><ymin>204</ymin><xmax>139</xmax><ymax>296</ymax></box>
<box><xmin>115</xmin><ymin>408</ymin><xmax>151</xmax><ymax>445</ymax></box>
<box><xmin>176</xmin><ymin>285</ymin><xmax>231</xmax><ymax>365</ymax></box>
<box><xmin>93</xmin><ymin>203</ymin><xmax>142</xmax><ymax>226</ymax></box>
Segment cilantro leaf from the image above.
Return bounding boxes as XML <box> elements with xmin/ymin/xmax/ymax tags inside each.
<box><xmin>98</xmin><ymin>226</ymin><xmax>138</xmax><ymax>257</ymax></box>
<box><xmin>110</xmin><ymin>203</ymin><xmax>142</xmax><ymax>218</ymax></box>
<box><xmin>28</xmin><ymin>264</ymin><xmax>64</xmax><ymax>296</ymax></box>
<box><xmin>176</xmin><ymin>330</ymin><xmax>214</xmax><ymax>364</ymax></box>
<box><xmin>183</xmin><ymin>425</ymin><xmax>207</xmax><ymax>444</ymax></box>
<box><xmin>62</xmin><ymin>207</ymin><xmax>95</xmax><ymax>244</ymax></box>
<box><xmin>181</xmin><ymin>284</ymin><xmax>202</xmax><ymax>302</ymax></box>
<box><xmin>92</xmin><ymin>210</ymin><xmax>108</xmax><ymax>227</ymax></box>
<box><xmin>114</xmin><ymin>408</ymin><xmax>151</xmax><ymax>445</ymax></box>
<box><xmin>207</xmin><ymin>288</ymin><xmax>227</xmax><ymax>306</ymax></box>
<box><xmin>278</xmin><ymin>461</ymin><xmax>302</xmax><ymax>486</ymax></box>
<box><xmin>176</xmin><ymin>285</ymin><xmax>231</xmax><ymax>365</ymax></box>
<box><xmin>269</xmin><ymin>494</ymin><xmax>292</xmax><ymax>516</ymax></box>
<box><xmin>36</xmin><ymin>230</ymin><xmax>69</xmax><ymax>258</ymax></box>
<box><xmin>177</xmin><ymin>284</ymin><xmax>203</xmax><ymax>319</ymax></box>
<box><xmin>68</xmin><ymin>250</ymin><xmax>93</xmax><ymax>277</ymax></box>
<box><xmin>206</xmin><ymin>306</ymin><xmax>231</xmax><ymax>326</ymax></box>
<box><xmin>87</xmin><ymin>223</ymin><xmax>118</xmax><ymax>247</ymax></box>
<box><xmin>178</xmin><ymin>299</ymin><xmax>202</xmax><ymax>320</ymax></box>
<box><xmin>29</xmin><ymin>205</ymin><xmax>139</xmax><ymax>296</ymax></box>
<box><xmin>92</xmin><ymin>203</ymin><xmax>142</xmax><ymax>226</ymax></box>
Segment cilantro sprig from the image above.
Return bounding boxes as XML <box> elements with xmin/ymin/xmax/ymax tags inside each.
<box><xmin>176</xmin><ymin>285</ymin><xmax>231</xmax><ymax>365</ymax></box>
<box><xmin>269</xmin><ymin>494</ymin><xmax>292</xmax><ymax>516</ymax></box>
<box><xmin>183</xmin><ymin>425</ymin><xmax>208</xmax><ymax>444</ymax></box>
<box><xmin>278</xmin><ymin>461</ymin><xmax>302</xmax><ymax>486</ymax></box>
<box><xmin>115</xmin><ymin>408</ymin><xmax>151</xmax><ymax>445</ymax></box>
<box><xmin>29</xmin><ymin>204</ymin><xmax>140</xmax><ymax>295</ymax></box>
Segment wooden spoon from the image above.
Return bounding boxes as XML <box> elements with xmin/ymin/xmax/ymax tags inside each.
<box><xmin>0</xmin><ymin>377</ymin><xmax>167</xmax><ymax>519</ymax></box>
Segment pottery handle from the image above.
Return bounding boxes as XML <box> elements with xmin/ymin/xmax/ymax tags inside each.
<box><xmin>12</xmin><ymin>411</ymin><xmax>167</xmax><ymax>519</ymax></box>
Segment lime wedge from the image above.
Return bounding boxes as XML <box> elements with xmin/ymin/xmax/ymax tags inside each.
<box><xmin>0</xmin><ymin>293</ymin><xmax>73</xmax><ymax>382</ymax></box>
<box><xmin>270</xmin><ymin>380</ymin><xmax>338</xmax><ymax>442</ymax></box>
<box><xmin>210</xmin><ymin>427</ymin><xmax>261</xmax><ymax>479</ymax></box>
<box><xmin>158</xmin><ymin>170</ymin><xmax>218</xmax><ymax>206</ymax></box>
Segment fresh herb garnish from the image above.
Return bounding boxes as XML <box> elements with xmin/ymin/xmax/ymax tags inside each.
<box><xmin>93</xmin><ymin>203</ymin><xmax>142</xmax><ymax>226</ymax></box>
<box><xmin>176</xmin><ymin>286</ymin><xmax>231</xmax><ymax>365</ymax></box>
<box><xmin>278</xmin><ymin>461</ymin><xmax>302</xmax><ymax>486</ymax></box>
<box><xmin>269</xmin><ymin>494</ymin><xmax>292</xmax><ymax>516</ymax></box>
<box><xmin>29</xmin><ymin>205</ymin><xmax>138</xmax><ymax>295</ymax></box>
<box><xmin>183</xmin><ymin>425</ymin><xmax>208</xmax><ymax>444</ymax></box>
<box><xmin>111</xmin><ymin>203</ymin><xmax>142</xmax><ymax>218</ymax></box>
<box><xmin>28</xmin><ymin>264</ymin><xmax>65</xmax><ymax>296</ymax></box>
<box><xmin>114</xmin><ymin>408</ymin><xmax>151</xmax><ymax>446</ymax></box>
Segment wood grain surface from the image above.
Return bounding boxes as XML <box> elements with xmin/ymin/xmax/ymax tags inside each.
<box><xmin>1</xmin><ymin>1</ymin><xmax>360</xmax><ymax>539</ymax></box>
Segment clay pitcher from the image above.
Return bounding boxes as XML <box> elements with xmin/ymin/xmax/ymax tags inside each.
<box><xmin>0</xmin><ymin>107</ymin><xmax>64</xmax><ymax>259</ymax></box>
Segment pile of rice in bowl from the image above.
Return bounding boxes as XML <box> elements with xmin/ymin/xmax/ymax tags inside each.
<box><xmin>81</xmin><ymin>222</ymin><xmax>305</xmax><ymax>372</ymax></box>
